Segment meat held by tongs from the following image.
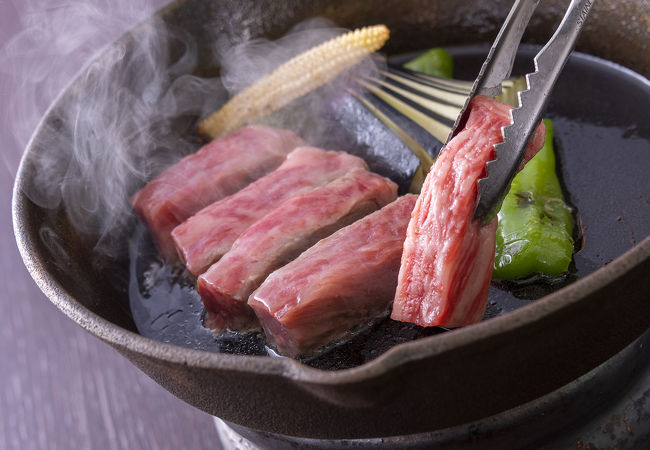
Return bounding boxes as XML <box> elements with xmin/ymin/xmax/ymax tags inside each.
<box><xmin>392</xmin><ymin>0</ymin><xmax>595</xmax><ymax>328</ymax></box>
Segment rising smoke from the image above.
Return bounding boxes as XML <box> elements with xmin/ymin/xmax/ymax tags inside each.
<box><xmin>3</xmin><ymin>0</ymin><xmax>381</xmax><ymax>259</ymax></box>
<box><xmin>1</xmin><ymin>0</ymin><xmax>168</xmax><ymax>173</ymax></box>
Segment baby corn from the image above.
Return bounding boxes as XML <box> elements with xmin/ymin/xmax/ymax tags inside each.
<box><xmin>199</xmin><ymin>25</ymin><xmax>390</xmax><ymax>138</ymax></box>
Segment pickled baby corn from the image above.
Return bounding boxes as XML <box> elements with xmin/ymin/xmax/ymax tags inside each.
<box><xmin>199</xmin><ymin>25</ymin><xmax>390</xmax><ymax>138</ymax></box>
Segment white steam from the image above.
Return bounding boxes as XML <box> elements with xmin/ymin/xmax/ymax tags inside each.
<box><xmin>3</xmin><ymin>0</ymin><xmax>225</xmax><ymax>257</ymax></box>
<box><xmin>216</xmin><ymin>18</ymin><xmax>346</xmax><ymax>94</ymax></box>
<box><xmin>215</xmin><ymin>17</ymin><xmax>384</xmax><ymax>147</ymax></box>
<box><xmin>1</xmin><ymin>0</ymin><xmax>168</xmax><ymax>175</ymax></box>
<box><xmin>3</xmin><ymin>1</ymin><xmax>382</xmax><ymax>259</ymax></box>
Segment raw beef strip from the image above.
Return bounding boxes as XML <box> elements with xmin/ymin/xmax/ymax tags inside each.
<box><xmin>131</xmin><ymin>125</ymin><xmax>304</xmax><ymax>260</ymax></box>
<box><xmin>172</xmin><ymin>147</ymin><xmax>368</xmax><ymax>276</ymax></box>
<box><xmin>391</xmin><ymin>95</ymin><xmax>546</xmax><ymax>328</ymax></box>
<box><xmin>249</xmin><ymin>194</ymin><xmax>417</xmax><ymax>357</ymax></box>
<box><xmin>198</xmin><ymin>169</ymin><xmax>398</xmax><ymax>331</ymax></box>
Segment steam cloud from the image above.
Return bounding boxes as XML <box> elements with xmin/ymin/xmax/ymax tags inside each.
<box><xmin>2</xmin><ymin>0</ymin><xmax>167</xmax><ymax>174</ymax></box>
<box><xmin>2</xmin><ymin>1</ymin><xmax>381</xmax><ymax>259</ymax></box>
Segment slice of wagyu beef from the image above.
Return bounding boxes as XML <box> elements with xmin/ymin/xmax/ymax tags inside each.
<box><xmin>249</xmin><ymin>194</ymin><xmax>417</xmax><ymax>358</ymax></box>
<box><xmin>131</xmin><ymin>125</ymin><xmax>304</xmax><ymax>261</ymax></box>
<box><xmin>171</xmin><ymin>147</ymin><xmax>368</xmax><ymax>276</ymax></box>
<box><xmin>198</xmin><ymin>168</ymin><xmax>398</xmax><ymax>331</ymax></box>
<box><xmin>392</xmin><ymin>95</ymin><xmax>546</xmax><ymax>328</ymax></box>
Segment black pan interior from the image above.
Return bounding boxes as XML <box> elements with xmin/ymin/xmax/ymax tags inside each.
<box><xmin>128</xmin><ymin>44</ymin><xmax>650</xmax><ymax>369</ymax></box>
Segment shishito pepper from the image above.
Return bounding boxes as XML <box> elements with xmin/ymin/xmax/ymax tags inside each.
<box><xmin>400</xmin><ymin>51</ymin><xmax>575</xmax><ymax>279</ymax></box>
<box><xmin>493</xmin><ymin>119</ymin><xmax>574</xmax><ymax>279</ymax></box>
<box><xmin>402</xmin><ymin>48</ymin><xmax>454</xmax><ymax>78</ymax></box>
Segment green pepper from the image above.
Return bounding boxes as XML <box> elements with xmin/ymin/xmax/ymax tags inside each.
<box><xmin>403</xmin><ymin>48</ymin><xmax>454</xmax><ymax>79</ymax></box>
<box><xmin>400</xmin><ymin>51</ymin><xmax>574</xmax><ymax>277</ymax></box>
<box><xmin>493</xmin><ymin>119</ymin><xmax>574</xmax><ymax>279</ymax></box>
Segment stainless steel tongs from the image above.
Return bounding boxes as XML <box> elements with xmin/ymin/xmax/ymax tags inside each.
<box><xmin>461</xmin><ymin>0</ymin><xmax>595</xmax><ymax>224</ymax></box>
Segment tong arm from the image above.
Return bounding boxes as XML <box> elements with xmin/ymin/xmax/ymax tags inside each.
<box><xmin>446</xmin><ymin>0</ymin><xmax>540</xmax><ymax>143</ymax></box>
<box><xmin>474</xmin><ymin>0</ymin><xmax>595</xmax><ymax>224</ymax></box>
<box><xmin>476</xmin><ymin>0</ymin><xmax>540</xmax><ymax>97</ymax></box>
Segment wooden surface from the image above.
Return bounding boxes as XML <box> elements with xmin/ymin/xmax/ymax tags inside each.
<box><xmin>0</xmin><ymin>1</ymin><xmax>221</xmax><ymax>449</ymax></box>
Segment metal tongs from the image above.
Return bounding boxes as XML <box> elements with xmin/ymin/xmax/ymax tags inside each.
<box><xmin>458</xmin><ymin>0</ymin><xmax>595</xmax><ymax>224</ymax></box>
<box><xmin>356</xmin><ymin>0</ymin><xmax>594</xmax><ymax>221</ymax></box>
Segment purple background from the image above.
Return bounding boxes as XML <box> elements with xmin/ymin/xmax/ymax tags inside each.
<box><xmin>0</xmin><ymin>1</ymin><xmax>219</xmax><ymax>449</ymax></box>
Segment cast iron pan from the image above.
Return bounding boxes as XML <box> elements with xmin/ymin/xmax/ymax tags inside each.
<box><xmin>12</xmin><ymin>0</ymin><xmax>650</xmax><ymax>440</ymax></box>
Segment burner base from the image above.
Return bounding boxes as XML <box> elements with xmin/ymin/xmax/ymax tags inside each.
<box><xmin>214</xmin><ymin>329</ymin><xmax>650</xmax><ymax>449</ymax></box>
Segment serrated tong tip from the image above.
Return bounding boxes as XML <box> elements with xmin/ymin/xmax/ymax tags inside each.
<box><xmin>467</xmin><ymin>0</ymin><xmax>595</xmax><ymax>225</ymax></box>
